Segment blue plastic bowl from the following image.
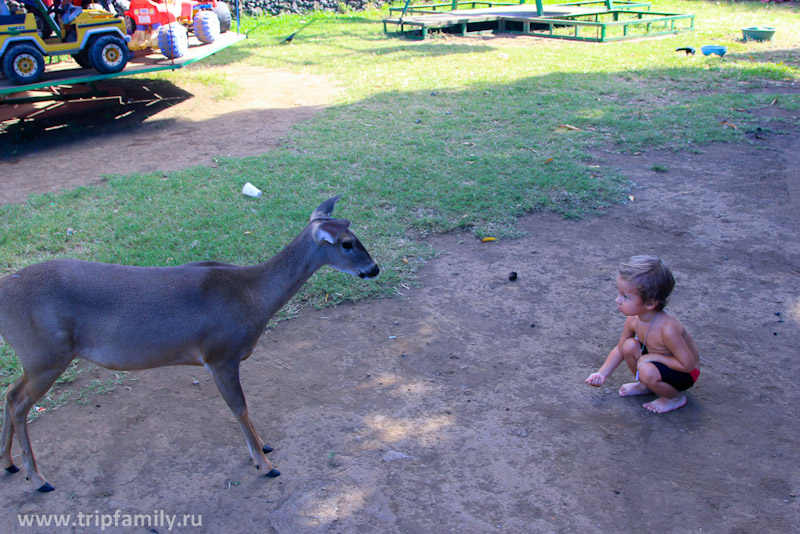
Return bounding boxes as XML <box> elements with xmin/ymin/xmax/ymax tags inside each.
<box><xmin>701</xmin><ymin>45</ymin><xmax>727</xmax><ymax>57</ymax></box>
<box><xmin>742</xmin><ymin>27</ymin><xmax>776</xmax><ymax>42</ymax></box>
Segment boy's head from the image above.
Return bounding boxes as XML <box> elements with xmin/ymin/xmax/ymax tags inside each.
<box><xmin>618</xmin><ymin>255</ymin><xmax>675</xmax><ymax>311</ymax></box>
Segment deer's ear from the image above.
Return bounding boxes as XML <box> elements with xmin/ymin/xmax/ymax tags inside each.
<box><xmin>313</xmin><ymin>219</ymin><xmax>351</xmax><ymax>244</ymax></box>
<box><xmin>310</xmin><ymin>195</ymin><xmax>341</xmax><ymax>221</ymax></box>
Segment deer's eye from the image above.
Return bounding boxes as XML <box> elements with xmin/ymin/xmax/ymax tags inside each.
<box><xmin>342</xmin><ymin>241</ymin><xmax>354</xmax><ymax>250</ymax></box>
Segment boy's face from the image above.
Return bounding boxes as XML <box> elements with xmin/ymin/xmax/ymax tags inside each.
<box><xmin>615</xmin><ymin>277</ymin><xmax>653</xmax><ymax>317</ymax></box>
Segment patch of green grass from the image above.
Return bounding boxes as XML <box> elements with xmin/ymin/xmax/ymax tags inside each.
<box><xmin>1</xmin><ymin>335</ymin><xmax>111</xmax><ymax>423</ymax></box>
<box><xmin>0</xmin><ymin>340</ymin><xmax>17</xmax><ymax>390</ymax></box>
<box><xmin>0</xmin><ymin>1</ymin><xmax>798</xmax><ymax>404</ymax></box>
<box><xmin>140</xmin><ymin>66</ymin><xmax>241</xmax><ymax>100</ymax></box>
<box><xmin>187</xmin><ymin>69</ymin><xmax>241</xmax><ymax>100</ymax></box>
<box><xmin>75</xmin><ymin>373</ymin><xmax>130</xmax><ymax>405</ymax></box>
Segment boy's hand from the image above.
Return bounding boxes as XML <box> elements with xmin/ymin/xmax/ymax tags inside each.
<box><xmin>585</xmin><ymin>372</ymin><xmax>606</xmax><ymax>387</ymax></box>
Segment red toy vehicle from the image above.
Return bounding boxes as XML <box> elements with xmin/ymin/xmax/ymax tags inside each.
<box><xmin>126</xmin><ymin>0</ymin><xmax>230</xmax><ymax>58</ymax></box>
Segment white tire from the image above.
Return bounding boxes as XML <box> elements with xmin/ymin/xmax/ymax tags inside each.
<box><xmin>213</xmin><ymin>2</ymin><xmax>232</xmax><ymax>33</ymax></box>
<box><xmin>157</xmin><ymin>22</ymin><xmax>188</xmax><ymax>59</ymax></box>
<box><xmin>193</xmin><ymin>11</ymin><xmax>220</xmax><ymax>45</ymax></box>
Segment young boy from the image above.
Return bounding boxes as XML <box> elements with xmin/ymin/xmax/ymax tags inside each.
<box><xmin>585</xmin><ymin>255</ymin><xmax>700</xmax><ymax>413</ymax></box>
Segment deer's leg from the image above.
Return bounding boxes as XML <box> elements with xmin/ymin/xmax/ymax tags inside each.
<box><xmin>4</xmin><ymin>364</ymin><xmax>66</xmax><ymax>492</ymax></box>
<box><xmin>207</xmin><ymin>361</ymin><xmax>279</xmax><ymax>478</ymax></box>
<box><xmin>1</xmin><ymin>385</ymin><xmax>20</xmax><ymax>473</ymax></box>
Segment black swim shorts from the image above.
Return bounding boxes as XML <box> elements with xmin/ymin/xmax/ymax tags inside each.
<box><xmin>652</xmin><ymin>362</ymin><xmax>699</xmax><ymax>392</ymax></box>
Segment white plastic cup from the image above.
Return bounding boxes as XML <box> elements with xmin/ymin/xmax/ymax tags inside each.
<box><xmin>242</xmin><ymin>182</ymin><xmax>262</xmax><ymax>198</ymax></box>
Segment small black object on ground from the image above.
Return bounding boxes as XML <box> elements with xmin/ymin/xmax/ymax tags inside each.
<box><xmin>280</xmin><ymin>20</ymin><xmax>317</xmax><ymax>44</ymax></box>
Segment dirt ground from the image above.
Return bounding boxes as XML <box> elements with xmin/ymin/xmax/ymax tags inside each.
<box><xmin>0</xmin><ymin>65</ymin><xmax>340</xmax><ymax>204</ymax></box>
<box><xmin>1</xmin><ymin>61</ymin><xmax>799</xmax><ymax>534</ymax></box>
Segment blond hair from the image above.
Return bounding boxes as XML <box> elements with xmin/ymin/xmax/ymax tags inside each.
<box><xmin>618</xmin><ymin>255</ymin><xmax>675</xmax><ymax>311</ymax></box>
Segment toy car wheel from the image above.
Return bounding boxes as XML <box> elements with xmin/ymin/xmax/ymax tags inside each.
<box><xmin>1</xmin><ymin>43</ymin><xmax>45</xmax><ymax>85</ymax></box>
<box><xmin>112</xmin><ymin>0</ymin><xmax>130</xmax><ymax>14</ymax></box>
<box><xmin>89</xmin><ymin>34</ymin><xmax>129</xmax><ymax>74</ymax></box>
<box><xmin>193</xmin><ymin>10</ymin><xmax>220</xmax><ymax>44</ymax></box>
<box><xmin>72</xmin><ymin>49</ymin><xmax>94</xmax><ymax>69</ymax></box>
<box><xmin>123</xmin><ymin>14</ymin><xmax>134</xmax><ymax>35</ymax></box>
<box><xmin>213</xmin><ymin>2</ymin><xmax>232</xmax><ymax>34</ymax></box>
<box><xmin>33</xmin><ymin>11</ymin><xmax>53</xmax><ymax>39</ymax></box>
<box><xmin>109</xmin><ymin>0</ymin><xmax>134</xmax><ymax>32</ymax></box>
<box><xmin>157</xmin><ymin>22</ymin><xmax>188</xmax><ymax>60</ymax></box>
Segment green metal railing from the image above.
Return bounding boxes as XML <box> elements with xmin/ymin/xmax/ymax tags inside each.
<box><xmin>388</xmin><ymin>0</ymin><xmax>651</xmax><ymax>19</ymax></box>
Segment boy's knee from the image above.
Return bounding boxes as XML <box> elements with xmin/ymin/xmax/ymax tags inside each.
<box><xmin>621</xmin><ymin>338</ymin><xmax>640</xmax><ymax>359</ymax></box>
<box><xmin>638</xmin><ymin>362</ymin><xmax>660</xmax><ymax>385</ymax></box>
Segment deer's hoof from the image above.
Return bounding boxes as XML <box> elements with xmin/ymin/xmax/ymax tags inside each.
<box><xmin>265</xmin><ymin>469</ymin><xmax>280</xmax><ymax>478</ymax></box>
<box><xmin>5</xmin><ymin>464</ymin><xmax>20</xmax><ymax>474</ymax></box>
<box><xmin>262</xmin><ymin>445</ymin><xmax>273</xmax><ymax>454</ymax></box>
<box><xmin>37</xmin><ymin>482</ymin><xmax>55</xmax><ymax>493</ymax></box>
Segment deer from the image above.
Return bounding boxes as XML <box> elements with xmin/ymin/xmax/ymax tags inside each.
<box><xmin>0</xmin><ymin>195</ymin><xmax>379</xmax><ymax>493</ymax></box>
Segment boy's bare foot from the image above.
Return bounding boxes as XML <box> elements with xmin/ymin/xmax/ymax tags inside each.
<box><xmin>619</xmin><ymin>381</ymin><xmax>650</xmax><ymax>396</ymax></box>
<box><xmin>643</xmin><ymin>394</ymin><xmax>687</xmax><ymax>413</ymax></box>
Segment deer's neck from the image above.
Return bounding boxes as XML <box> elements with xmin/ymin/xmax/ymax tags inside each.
<box><xmin>252</xmin><ymin>227</ymin><xmax>323</xmax><ymax>322</ymax></box>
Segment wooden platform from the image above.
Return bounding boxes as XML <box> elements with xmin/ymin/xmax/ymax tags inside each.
<box><xmin>1</xmin><ymin>31</ymin><xmax>245</xmax><ymax>100</ymax></box>
<box><xmin>383</xmin><ymin>2</ymin><xmax>695</xmax><ymax>41</ymax></box>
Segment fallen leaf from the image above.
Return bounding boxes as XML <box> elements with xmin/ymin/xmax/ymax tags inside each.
<box><xmin>544</xmin><ymin>158</ymin><xmax>554</xmax><ymax>164</ymax></box>
<box><xmin>482</xmin><ymin>237</ymin><xmax>497</xmax><ymax>242</ymax></box>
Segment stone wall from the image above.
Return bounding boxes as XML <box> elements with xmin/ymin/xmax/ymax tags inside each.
<box><xmin>241</xmin><ymin>0</ymin><xmax>386</xmax><ymax>16</ymax></box>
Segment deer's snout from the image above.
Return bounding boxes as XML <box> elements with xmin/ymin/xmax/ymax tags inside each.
<box><xmin>359</xmin><ymin>264</ymin><xmax>380</xmax><ymax>279</ymax></box>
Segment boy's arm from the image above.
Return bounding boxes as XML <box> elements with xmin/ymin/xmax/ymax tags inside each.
<box><xmin>639</xmin><ymin>321</ymin><xmax>695</xmax><ymax>372</ymax></box>
<box><xmin>585</xmin><ymin>318</ymin><xmax>634</xmax><ymax>386</ymax></box>
<box><xmin>585</xmin><ymin>346</ymin><xmax>624</xmax><ymax>386</ymax></box>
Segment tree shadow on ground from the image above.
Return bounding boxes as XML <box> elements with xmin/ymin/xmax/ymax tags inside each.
<box><xmin>0</xmin><ymin>78</ymin><xmax>194</xmax><ymax>158</ymax></box>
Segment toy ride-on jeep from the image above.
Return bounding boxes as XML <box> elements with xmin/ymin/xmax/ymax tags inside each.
<box><xmin>1</xmin><ymin>0</ymin><xmax>130</xmax><ymax>85</ymax></box>
<box><xmin>17</xmin><ymin>0</ymin><xmax>132</xmax><ymax>39</ymax></box>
